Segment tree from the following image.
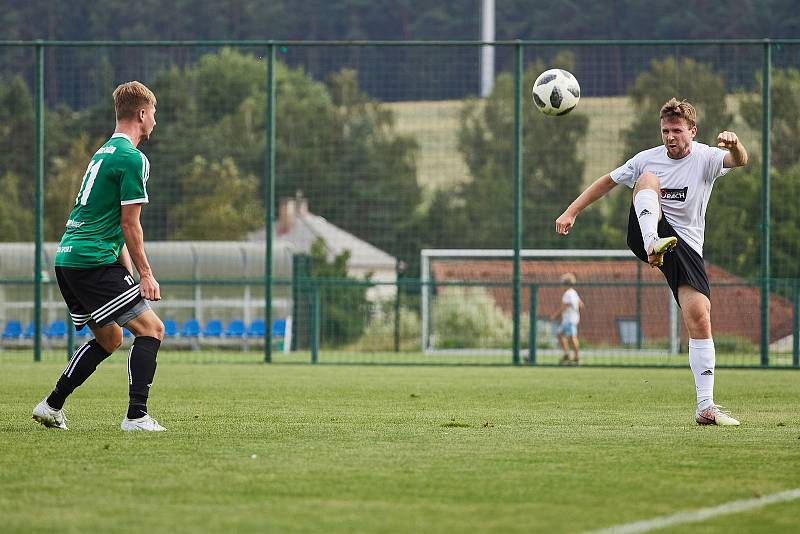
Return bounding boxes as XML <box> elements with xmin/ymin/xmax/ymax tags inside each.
<box><xmin>4</xmin><ymin>2</ymin><xmax>800</xmax><ymax>105</ymax></box>
<box><xmin>147</xmin><ymin>50</ymin><xmax>421</xmax><ymax>267</ymax></box>
<box><xmin>0</xmin><ymin>171</ymin><xmax>34</xmax><ymax>241</ymax></box>
<box><xmin>319</xmin><ymin>69</ymin><xmax>422</xmax><ymax>261</ymax></box>
<box><xmin>0</xmin><ymin>76</ymin><xmax>74</xmax><ymax>242</ymax></box>
<box><xmin>0</xmin><ymin>76</ymin><xmax>35</xmax><ymax>211</ymax></box>
<box><xmin>706</xmin><ymin>67</ymin><xmax>800</xmax><ymax>280</ymax></box>
<box><xmin>740</xmin><ymin>67</ymin><xmax>800</xmax><ymax>173</ymax></box>
<box><xmin>309</xmin><ymin>239</ymin><xmax>369</xmax><ymax>346</ymax></box>
<box><xmin>621</xmin><ymin>57</ymin><xmax>732</xmax><ymax>160</ymax></box>
<box><xmin>703</xmin><ymin>166</ymin><xmax>761</xmax><ymax>278</ymax></box>
<box><xmin>438</xmin><ymin>53</ymin><xmax>610</xmax><ymax>251</ymax></box>
<box><xmin>44</xmin><ymin>134</ymin><xmax>101</xmax><ymax>241</ymax></box>
<box><xmin>170</xmin><ymin>156</ymin><xmax>264</xmax><ymax>240</ymax></box>
<box><xmin>705</xmin><ymin>162</ymin><xmax>800</xmax><ymax>280</ymax></box>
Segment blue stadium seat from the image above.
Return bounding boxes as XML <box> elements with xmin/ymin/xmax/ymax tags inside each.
<box><xmin>163</xmin><ymin>319</ymin><xmax>178</xmax><ymax>337</ymax></box>
<box><xmin>246</xmin><ymin>319</ymin><xmax>265</xmax><ymax>338</ymax></box>
<box><xmin>272</xmin><ymin>319</ymin><xmax>286</xmax><ymax>337</ymax></box>
<box><xmin>202</xmin><ymin>319</ymin><xmax>223</xmax><ymax>337</ymax></box>
<box><xmin>74</xmin><ymin>324</ymin><xmax>90</xmax><ymax>338</ymax></box>
<box><xmin>242</xmin><ymin>318</ymin><xmax>292</xmax><ymax>351</ymax></box>
<box><xmin>46</xmin><ymin>320</ymin><xmax>67</xmax><ymax>338</ymax></box>
<box><xmin>22</xmin><ymin>321</ymin><xmax>35</xmax><ymax>339</ymax></box>
<box><xmin>225</xmin><ymin>319</ymin><xmax>245</xmax><ymax>338</ymax></box>
<box><xmin>2</xmin><ymin>320</ymin><xmax>22</xmax><ymax>339</ymax></box>
<box><xmin>181</xmin><ymin>319</ymin><xmax>201</xmax><ymax>337</ymax></box>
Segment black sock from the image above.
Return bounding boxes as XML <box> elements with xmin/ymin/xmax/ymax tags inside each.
<box><xmin>47</xmin><ymin>340</ymin><xmax>112</xmax><ymax>410</ymax></box>
<box><xmin>127</xmin><ymin>336</ymin><xmax>160</xmax><ymax>419</ymax></box>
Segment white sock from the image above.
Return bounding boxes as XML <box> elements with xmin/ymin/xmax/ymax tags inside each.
<box><xmin>633</xmin><ymin>189</ymin><xmax>660</xmax><ymax>253</ymax></box>
<box><xmin>689</xmin><ymin>338</ymin><xmax>715</xmax><ymax>409</ymax></box>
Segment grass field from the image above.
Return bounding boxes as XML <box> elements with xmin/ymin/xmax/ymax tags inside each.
<box><xmin>2</xmin><ymin>361</ymin><xmax>799</xmax><ymax>533</ymax></box>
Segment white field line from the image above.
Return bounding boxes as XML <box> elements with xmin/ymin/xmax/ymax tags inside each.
<box><xmin>584</xmin><ymin>488</ymin><xmax>800</xmax><ymax>534</ymax></box>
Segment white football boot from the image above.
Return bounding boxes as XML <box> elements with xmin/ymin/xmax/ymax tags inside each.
<box><xmin>32</xmin><ymin>399</ymin><xmax>68</xmax><ymax>430</ymax></box>
<box><xmin>695</xmin><ymin>404</ymin><xmax>740</xmax><ymax>426</ymax></box>
<box><xmin>121</xmin><ymin>414</ymin><xmax>166</xmax><ymax>432</ymax></box>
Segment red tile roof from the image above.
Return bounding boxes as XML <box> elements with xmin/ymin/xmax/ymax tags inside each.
<box><xmin>431</xmin><ymin>259</ymin><xmax>793</xmax><ymax>345</ymax></box>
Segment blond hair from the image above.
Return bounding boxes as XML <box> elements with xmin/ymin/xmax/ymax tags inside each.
<box><xmin>113</xmin><ymin>81</ymin><xmax>156</xmax><ymax>121</ymax></box>
<box><xmin>560</xmin><ymin>273</ymin><xmax>577</xmax><ymax>286</ymax></box>
<box><xmin>660</xmin><ymin>98</ymin><xmax>696</xmax><ymax>128</ymax></box>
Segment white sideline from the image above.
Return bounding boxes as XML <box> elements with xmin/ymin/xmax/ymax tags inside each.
<box><xmin>584</xmin><ymin>489</ymin><xmax>800</xmax><ymax>534</ymax></box>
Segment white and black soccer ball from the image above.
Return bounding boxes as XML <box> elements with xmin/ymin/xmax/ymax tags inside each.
<box><xmin>532</xmin><ymin>69</ymin><xmax>581</xmax><ymax>116</ymax></box>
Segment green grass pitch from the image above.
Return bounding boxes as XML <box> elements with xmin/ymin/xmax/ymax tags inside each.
<box><xmin>1</xmin><ymin>360</ymin><xmax>799</xmax><ymax>533</ymax></box>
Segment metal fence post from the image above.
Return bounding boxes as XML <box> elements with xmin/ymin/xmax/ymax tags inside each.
<box><xmin>512</xmin><ymin>40</ymin><xmax>523</xmax><ymax>365</ymax></box>
<box><xmin>34</xmin><ymin>41</ymin><xmax>45</xmax><ymax>362</ymax></box>
<box><xmin>760</xmin><ymin>39</ymin><xmax>771</xmax><ymax>366</ymax></box>
<box><xmin>264</xmin><ymin>42</ymin><xmax>276</xmax><ymax>364</ymax></box>
<box><xmin>793</xmin><ymin>280</ymin><xmax>799</xmax><ymax>369</ymax></box>
<box><xmin>528</xmin><ymin>284</ymin><xmax>538</xmax><ymax>365</ymax></box>
<box><xmin>394</xmin><ymin>259</ymin><xmax>403</xmax><ymax>353</ymax></box>
<box><xmin>311</xmin><ymin>285</ymin><xmax>320</xmax><ymax>364</ymax></box>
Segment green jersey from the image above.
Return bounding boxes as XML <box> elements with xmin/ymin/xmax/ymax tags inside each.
<box><xmin>55</xmin><ymin>133</ymin><xmax>150</xmax><ymax>268</ymax></box>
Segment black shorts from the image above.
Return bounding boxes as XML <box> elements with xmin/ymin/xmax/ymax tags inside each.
<box><xmin>627</xmin><ymin>204</ymin><xmax>710</xmax><ymax>305</ymax></box>
<box><xmin>55</xmin><ymin>261</ymin><xmax>144</xmax><ymax>329</ymax></box>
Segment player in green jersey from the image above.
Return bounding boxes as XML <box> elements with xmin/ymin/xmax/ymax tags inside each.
<box><xmin>33</xmin><ymin>81</ymin><xmax>167</xmax><ymax>432</ymax></box>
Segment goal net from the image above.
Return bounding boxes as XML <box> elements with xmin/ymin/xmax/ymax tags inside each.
<box><xmin>421</xmin><ymin>249</ymin><xmax>682</xmax><ymax>363</ymax></box>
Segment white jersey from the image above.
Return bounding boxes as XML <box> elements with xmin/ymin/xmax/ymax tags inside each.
<box><xmin>609</xmin><ymin>141</ymin><xmax>730</xmax><ymax>256</ymax></box>
<box><xmin>561</xmin><ymin>288</ymin><xmax>581</xmax><ymax>325</ymax></box>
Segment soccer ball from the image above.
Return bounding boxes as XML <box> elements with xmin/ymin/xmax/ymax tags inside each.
<box><xmin>532</xmin><ymin>69</ymin><xmax>581</xmax><ymax>116</ymax></box>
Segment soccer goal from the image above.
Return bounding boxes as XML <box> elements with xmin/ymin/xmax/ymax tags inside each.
<box><xmin>420</xmin><ymin>249</ymin><xmax>681</xmax><ymax>360</ymax></box>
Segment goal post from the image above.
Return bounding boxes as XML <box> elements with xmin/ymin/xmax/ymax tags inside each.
<box><xmin>420</xmin><ymin>249</ymin><xmax>680</xmax><ymax>356</ymax></box>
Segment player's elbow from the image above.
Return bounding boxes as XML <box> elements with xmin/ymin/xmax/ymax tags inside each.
<box><xmin>120</xmin><ymin>219</ymin><xmax>140</xmax><ymax>235</ymax></box>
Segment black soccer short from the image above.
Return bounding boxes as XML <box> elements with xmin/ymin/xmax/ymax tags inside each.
<box><xmin>626</xmin><ymin>204</ymin><xmax>710</xmax><ymax>305</ymax></box>
<box><xmin>55</xmin><ymin>261</ymin><xmax>144</xmax><ymax>329</ymax></box>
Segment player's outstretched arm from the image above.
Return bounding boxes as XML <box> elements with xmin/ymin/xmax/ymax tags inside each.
<box><xmin>718</xmin><ymin>131</ymin><xmax>748</xmax><ymax>168</ymax></box>
<box><xmin>555</xmin><ymin>174</ymin><xmax>617</xmax><ymax>235</ymax></box>
<box><xmin>121</xmin><ymin>203</ymin><xmax>161</xmax><ymax>301</ymax></box>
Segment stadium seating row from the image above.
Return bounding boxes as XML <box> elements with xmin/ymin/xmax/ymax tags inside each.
<box><xmin>1</xmin><ymin>318</ymin><xmax>290</xmax><ymax>340</ymax></box>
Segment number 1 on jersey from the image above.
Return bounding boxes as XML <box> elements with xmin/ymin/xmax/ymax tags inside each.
<box><xmin>75</xmin><ymin>158</ymin><xmax>104</xmax><ymax>206</ymax></box>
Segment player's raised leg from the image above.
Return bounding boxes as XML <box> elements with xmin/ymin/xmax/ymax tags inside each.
<box><xmin>32</xmin><ymin>322</ymin><xmax>120</xmax><ymax>430</ymax></box>
<box><xmin>633</xmin><ymin>172</ymin><xmax>677</xmax><ymax>267</ymax></box>
<box><xmin>678</xmin><ymin>285</ymin><xmax>739</xmax><ymax>426</ymax></box>
<box><xmin>120</xmin><ymin>309</ymin><xmax>166</xmax><ymax>431</ymax></box>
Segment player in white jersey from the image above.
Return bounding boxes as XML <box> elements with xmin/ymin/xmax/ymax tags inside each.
<box><xmin>554</xmin><ymin>98</ymin><xmax>748</xmax><ymax>426</ymax></box>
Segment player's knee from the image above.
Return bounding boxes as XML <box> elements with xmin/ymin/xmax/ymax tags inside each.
<box><xmin>98</xmin><ymin>330</ymin><xmax>123</xmax><ymax>353</ymax></box>
<box><xmin>635</xmin><ymin>172</ymin><xmax>660</xmax><ymax>191</ymax></box>
<box><xmin>137</xmin><ymin>318</ymin><xmax>165</xmax><ymax>341</ymax></box>
<box><xmin>151</xmin><ymin>318</ymin><xmax>165</xmax><ymax>341</ymax></box>
<box><xmin>126</xmin><ymin>311</ymin><xmax>165</xmax><ymax>340</ymax></box>
<box><xmin>686</xmin><ymin>312</ymin><xmax>712</xmax><ymax>338</ymax></box>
